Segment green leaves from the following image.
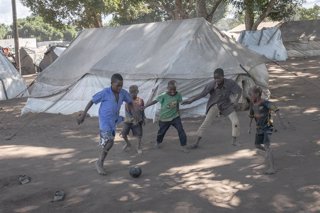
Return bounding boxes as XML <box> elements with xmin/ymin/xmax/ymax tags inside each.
<box><xmin>6</xmin><ymin>16</ymin><xmax>77</xmax><ymax>42</ymax></box>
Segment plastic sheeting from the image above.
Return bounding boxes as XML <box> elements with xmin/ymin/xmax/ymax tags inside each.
<box><xmin>238</xmin><ymin>28</ymin><xmax>288</xmax><ymax>61</ymax></box>
<box><xmin>22</xmin><ymin>18</ymin><xmax>270</xmax><ymax>119</ymax></box>
<box><xmin>0</xmin><ymin>52</ymin><xmax>29</xmax><ymax>100</ymax></box>
<box><xmin>280</xmin><ymin>20</ymin><xmax>320</xmax><ymax>58</ymax></box>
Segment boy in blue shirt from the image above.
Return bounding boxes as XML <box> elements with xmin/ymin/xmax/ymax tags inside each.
<box><xmin>77</xmin><ymin>73</ymin><xmax>135</xmax><ymax>175</ymax></box>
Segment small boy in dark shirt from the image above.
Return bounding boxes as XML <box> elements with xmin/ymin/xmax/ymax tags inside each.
<box><xmin>121</xmin><ymin>85</ymin><xmax>145</xmax><ymax>154</ymax></box>
<box><xmin>248</xmin><ymin>86</ymin><xmax>285</xmax><ymax>175</ymax></box>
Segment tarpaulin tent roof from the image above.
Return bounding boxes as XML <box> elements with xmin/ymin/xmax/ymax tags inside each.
<box><xmin>280</xmin><ymin>20</ymin><xmax>320</xmax><ymax>58</ymax></box>
<box><xmin>238</xmin><ymin>27</ymin><xmax>288</xmax><ymax>61</ymax></box>
<box><xmin>22</xmin><ymin>18</ymin><xmax>269</xmax><ymax>119</ymax></box>
<box><xmin>0</xmin><ymin>51</ymin><xmax>29</xmax><ymax>100</ymax></box>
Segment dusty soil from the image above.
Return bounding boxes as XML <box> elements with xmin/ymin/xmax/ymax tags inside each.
<box><xmin>0</xmin><ymin>57</ymin><xmax>319</xmax><ymax>213</ymax></box>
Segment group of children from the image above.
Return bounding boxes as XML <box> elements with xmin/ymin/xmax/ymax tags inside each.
<box><xmin>77</xmin><ymin>69</ymin><xmax>284</xmax><ymax>176</ymax></box>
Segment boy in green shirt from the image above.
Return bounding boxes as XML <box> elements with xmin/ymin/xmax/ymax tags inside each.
<box><xmin>144</xmin><ymin>80</ymin><xmax>188</xmax><ymax>152</ymax></box>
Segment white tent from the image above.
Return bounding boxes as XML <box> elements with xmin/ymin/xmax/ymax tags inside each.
<box><xmin>22</xmin><ymin>18</ymin><xmax>269</xmax><ymax>119</ymax></box>
<box><xmin>280</xmin><ymin>20</ymin><xmax>320</xmax><ymax>58</ymax></box>
<box><xmin>39</xmin><ymin>46</ymin><xmax>66</xmax><ymax>71</ymax></box>
<box><xmin>238</xmin><ymin>27</ymin><xmax>288</xmax><ymax>61</ymax></box>
<box><xmin>0</xmin><ymin>51</ymin><xmax>29</xmax><ymax>100</ymax></box>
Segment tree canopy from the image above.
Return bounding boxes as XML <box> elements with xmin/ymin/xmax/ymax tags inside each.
<box><xmin>1</xmin><ymin>16</ymin><xmax>77</xmax><ymax>42</ymax></box>
<box><xmin>19</xmin><ymin>0</ymin><xmax>313</xmax><ymax>31</ymax></box>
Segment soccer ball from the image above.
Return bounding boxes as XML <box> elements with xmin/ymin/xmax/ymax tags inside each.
<box><xmin>129</xmin><ymin>166</ymin><xmax>142</xmax><ymax>178</ymax></box>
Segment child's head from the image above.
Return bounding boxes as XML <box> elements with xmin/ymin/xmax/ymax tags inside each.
<box><xmin>167</xmin><ymin>80</ymin><xmax>177</xmax><ymax>96</ymax></box>
<box><xmin>111</xmin><ymin>73</ymin><xmax>123</xmax><ymax>93</ymax></box>
<box><xmin>250</xmin><ymin>86</ymin><xmax>262</xmax><ymax>103</ymax></box>
<box><xmin>129</xmin><ymin>85</ymin><xmax>139</xmax><ymax>99</ymax></box>
<box><xmin>214</xmin><ymin>68</ymin><xmax>224</xmax><ymax>85</ymax></box>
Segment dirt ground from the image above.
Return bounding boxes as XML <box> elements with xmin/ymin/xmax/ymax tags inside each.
<box><xmin>0</xmin><ymin>57</ymin><xmax>319</xmax><ymax>213</ymax></box>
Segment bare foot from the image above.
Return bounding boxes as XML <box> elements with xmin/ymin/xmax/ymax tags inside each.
<box><xmin>255</xmin><ymin>144</ymin><xmax>266</xmax><ymax>151</ymax></box>
<box><xmin>232</xmin><ymin>141</ymin><xmax>241</xmax><ymax>146</ymax></box>
<box><xmin>154</xmin><ymin>142</ymin><xmax>161</xmax><ymax>149</ymax></box>
<box><xmin>122</xmin><ymin>143</ymin><xmax>131</xmax><ymax>152</ymax></box>
<box><xmin>264</xmin><ymin>169</ymin><xmax>276</xmax><ymax>175</ymax></box>
<box><xmin>137</xmin><ymin>148</ymin><xmax>143</xmax><ymax>154</ymax></box>
<box><xmin>181</xmin><ymin>146</ymin><xmax>190</xmax><ymax>153</ymax></box>
<box><xmin>188</xmin><ymin>143</ymin><xmax>199</xmax><ymax>149</ymax></box>
<box><xmin>95</xmin><ymin>161</ymin><xmax>107</xmax><ymax>175</ymax></box>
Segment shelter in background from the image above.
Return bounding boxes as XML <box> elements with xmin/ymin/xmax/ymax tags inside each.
<box><xmin>39</xmin><ymin>46</ymin><xmax>66</xmax><ymax>71</ymax></box>
<box><xmin>228</xmin><ymin>22</ymin><xmax>281</xmax><ymax>41</ymax></box>
<box><xmin>280</xmin><ymin>20</ymin><xmax>320</xmax><ymax>58</ymax></box>
<box><xmin>238</xmin><ymin>27</ymin><xmax>288</xmax><ymax>61</ymax></box>
<box><xmin>0</xmin><ymin>50</ymin><xmax>29</xmax><ymax>100</ymax></box>
<box><xmin>22</xmin><ymin>18</ymin><xmax>270</xmax><ymax>119</ymax></box>
<box><xmin>20</xmin><ymin>47</ymin><xmax>47</xmax><ymax>75</ymax></box>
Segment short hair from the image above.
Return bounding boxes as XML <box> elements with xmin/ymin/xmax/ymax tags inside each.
<box><xmin>111</xmin><ymin>73</ymin><xmax>123</xmax><ymax>83</ymax></box>
<box><xmin>168</xmin><ymin>80</ymin><xmax>177</xmax><ymax>87</ymax></box>
<box><xmin>250</xmin><ymin>86</ymin><xmax>262</xmax><ymax>97</ymax></box>
<box><xmin>214</xmin><ymin>68</ymin><xmax>224</xmax><ymax>77</ymax></box>
<box><xmin>129</xmin><ymin>85</ymin><xmax>138</xmax><ymax>91</ymax></box>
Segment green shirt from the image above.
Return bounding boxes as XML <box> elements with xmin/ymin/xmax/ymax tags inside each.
<box><xmin>156</xmin><ymin>92</ymin><xmax>182</xmax><ymax>122</ymax></box>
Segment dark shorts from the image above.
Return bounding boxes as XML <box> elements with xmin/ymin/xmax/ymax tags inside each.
<box><xmin>121</xmin><ymin>122</ymin><xmax>143</xmax><ymax>137</ymax></box>
<box><xmin>255</xmin><ymin>132</ymin><xmax>271</xmax><ymax>145</ymax></box>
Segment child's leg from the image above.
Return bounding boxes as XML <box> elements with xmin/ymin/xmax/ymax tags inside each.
<box><xmin>137</xmin><ymin>137</ymin><xmax>142</xmax><ymax>154</ymax></box>
<box><xmin>264</xmin><ymin>133</ymin><xmax>275</xmax><ymax>174</ymax></box>
<box><xmin>156</xmin><ymin>121</ymin><xmax>171</xmax><ymax>147</ymax></box>
<box><xmin>228</xmin><ymin>110</ymin><xmax>240</xmax><ymax>146</ymax></box>
<box><xmin>193</xmin><ymin>105</ymin><xmax>219</xmax><ymax>148</ymax></box>
<box><xmin>132</xmin><ymin>123</ymin><xmax>143</xmax><ymax>154</ymax></box>
<box><xmin>255</xmin><ymin>134</ymin><xmax>266</xmax><ymax>151</ymax></box>
<box><xmin>172</xmin><ymin>117</ymin><xmax>189</xmax><ymax>153</ymax></box>
<box><xmin>96</xmin><ymin>138</ymin><xmax>114</xmax><ymax>175</ymax></box>
<box><xmin>121</xmin><ymin>123</ymin><xmax>132</xmax><ymax>151</ymax></box>
<box><xmin>172</xmin><ymin>117</ymin><xmax>187</xmax><ymax>146</ymax></box>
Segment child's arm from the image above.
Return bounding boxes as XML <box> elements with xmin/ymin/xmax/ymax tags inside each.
<box><xmin>77</xmin><ymin>100</ymin><xmax>93</xmax><ymax>125</ymax></box>
<box><xmin>248</xmin><ymin>117</ymin><xmax>253</xmax><ymax>134</ymax></box>
<box><xmin>181</xmin><ymin>93</ymin><xmax>206</xmax><ymax>105</ymax></box>
<box><xmin>248</xmin><ymin>103</ymin><xmax>254</xmax><ymax>134</ymax></box>
<box><xmin>143</xmin><ymin>100</ymin><xmax>158</xmax><ymax>109</ymax></box>
<box><xmin>181</xmin><ymin>82</ymin><xmax>213</xmax><ymax>105</ymax></box>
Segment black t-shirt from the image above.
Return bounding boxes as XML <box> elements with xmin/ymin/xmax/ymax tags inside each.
<box><xmin>249</xmin><ymin>100</ymin><xmax>279</xmax><ymax>133</ymax></box>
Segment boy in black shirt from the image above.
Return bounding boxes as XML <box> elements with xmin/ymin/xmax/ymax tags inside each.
<box><xmin>248</xmin><ymin>86</ymin><xmax>285</xmax><ymax>175</ymax></box>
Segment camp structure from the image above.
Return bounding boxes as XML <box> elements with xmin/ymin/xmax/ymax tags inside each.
<box><xmin>20</xmin><ymin>47</ymin><xmax>47</xmax><ymax>75</ymax></box>
<box><xmin>0</xmin><ymin>50</ymin><xmax>29</xmax><ymax>100</ymax></box>
<box><xmin>280</xmin><ymin>20</ymin><xmax>320</xmax><ymax>58</ymax></box>
<box><xmin>22</xmin><ymin>18</ymin><xmax>270</xmax><ymax>119</ymax></box>
<box><xmin>237</xmin><ymin>27</ymin><xmax>288</xmax><ymax>61</ymax></box>
<box><xmin>39</xmin><ymin>46</ymin><xmax>66</xmax><ymax>72</ymax></box>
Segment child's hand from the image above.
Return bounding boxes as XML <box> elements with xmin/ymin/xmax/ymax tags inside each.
<box><xmin>181</xmin><ymin>100</ymin><xmax>191</xmax><ymax>105</ymax></box>
<box><xmin>248</xmin><ymin>127</ymin><xmax>252</xmax><ymax>134</ymax></box>
<box><xmin>77</xmin><ymin>113</ymin><xmax>85</xmax><ymax>125</ymax></box>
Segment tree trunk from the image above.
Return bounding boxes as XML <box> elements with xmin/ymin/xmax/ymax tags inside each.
<box><xmin>196</xmin><ymin>0</ymin><xmax>208</xmax><ymax>18</ymax></box>
<box><xmin>252</xmin><ymin>0</ymin><xmax>278</xmax><ymax>30</ymax></box>
<box><xmin>244</xmin><ymin>0</ymin><xmax>254</xmax><ymax>30</ymax></box>
<box><xmin>206</xmin><ymin>0</ymin><xmax>224</xmax><ymax>22</ymax></box>
<box><xmin>174</xmin><ymin>0</ymin><xmax>183</xmax><ymax>19</ymax></box>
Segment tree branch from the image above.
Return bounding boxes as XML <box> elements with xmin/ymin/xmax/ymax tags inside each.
<box><xmin>252</xmin><ymin>0</ymin><xmax>278</xmax><ymax>30</ymax></box>
<box><xmin>206</xmin><ymin>0</ymin><xmax>224</xmax><ymax>22</ymax></box>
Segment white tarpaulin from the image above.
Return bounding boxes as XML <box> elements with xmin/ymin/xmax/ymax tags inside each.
<box><xmin>22</xmin><ymin>18</ymin><xmax>269</xmax><ymax>119</ymax></box>
<box><xmin>0</xmin><ymin>51</ymin><xmax>29</xmax><ymax>100</ymax></box>
<box><xmin>280</xmin><ymin>20</ymin><xmax>320</xmax><ymax>58</ymax></box>
<box><xmin>238</xmin><ymin>27</ymin><xmax>288</xmax><ymax>61</ymax></box>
